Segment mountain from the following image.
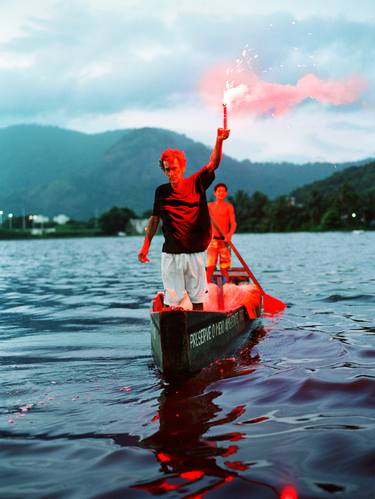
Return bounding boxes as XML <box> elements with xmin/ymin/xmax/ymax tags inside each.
<box><xmin>292</xmin><ymin>160</ymin><xmax>375</xmax><ymax>201</ymax></box>
<box><xmin>1</xmin><ymin>124</ymin><xmax>371</xmax><ymax>219</ymax></box>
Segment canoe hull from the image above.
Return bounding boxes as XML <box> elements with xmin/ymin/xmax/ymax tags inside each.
<box><xmin>150</xmin><ymin>304</ymin><xmax>261</xmax><ymax>377</ymax></box>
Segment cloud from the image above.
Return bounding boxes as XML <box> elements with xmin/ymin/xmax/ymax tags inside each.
<box><xmin>0</xmin><ymin>0</ymin><xmax>374</xmax><ymax>162</ymax></box>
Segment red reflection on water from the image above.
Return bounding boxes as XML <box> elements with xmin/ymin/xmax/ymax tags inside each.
<box><xmin>133</xmin><ymin>327</ymin><xmax>275</xmax><ymax>497</ymax></box>
<box><xmin>156</xmin><ymin>452</ymin><xmax>172</xmax><ymax>463</ymax></box>
<box><xmin>281</xmin><ymin>484</ymin><xmax>298</xmax><ymax>499</ymax></box>
<box><xmin>224</xmin><ymin>460</ymin><xmax>249</xmax><ymax>471</ymax></box>
<box><xmin>183</xmin><ymin>475</ymin><xmax>236</xmax><ymax>499</ymax></box>
<box><xmin>134</xmin><ymin>478</ymin><xmax>180</xmax><ymax>494</ymax></box>
<box><xmin>213</xmin><ymin>404</ymin><xmax>247</xmax><ymax>425</ymax></box>
<box><xmin>151</xmin><ymin>412</ymin><xmax>160</xmax><ymax>422</ymax></box>
<box><xmin>228</xmin><ymin>432</ymin><xmax>245</xmax><ymax>441</ymax></box>
<box><xmin>180</xmin><ymin>470</ymin><xmax>204</xmax><ymax>480</ymax></box>
<box><xmin>160</xmin><ymin>481</ymin><xmax>179</xmax><ymax>491</ymax></box>
<box><xmin>239</xmin><ymin>415</ymin><xmax>269</xmax><ymax>425</ymax></box>
<box><xmin>221</xmin><ymin>445</ymin><xmax>238</xmax><ymax>457</ymax></box>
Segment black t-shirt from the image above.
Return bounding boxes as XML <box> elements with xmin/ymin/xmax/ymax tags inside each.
<box><xmin>152</xmin><ymin>166</ymin><xmax>215</xmax><ymax>253</ymax></box>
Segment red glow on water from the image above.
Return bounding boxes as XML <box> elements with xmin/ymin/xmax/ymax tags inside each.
<box><xmin>228</xmin><ymin>432</ymin><xmax>245</xmax><ymax>441</ymax></box>
<box><xmin>184</xmin><ymin>475</ymin><xmax>235</xmax><ymax>499</ymax></box>
<box><xmin>135</xmin><ymin>479</ymin><xmax>180</xmax><ymax>494</ymax></box>
<box><xmin>151</xmin><ymin>412</ymin><xmax>160</xmax><ymax>422</ymax></box>
<box><xmin>224</xmin><ymin>460</ymin><xmax>249</xmax><ymax>471</ymax></box>
<box><xmin>156</xmin><ymin>452</ymin><xmax>172</xmax><ymax>463</ymax></box>
<box><xmin>227</xmin><ymin>404</ymin><xmax>246</xmax><ymax>418</ymax></box>
<box><xmin>180</xmin><ymin>470</ymin><xmax>205</xmax><ymax>480</ymax></box>
<box><xmin>159</xmin><ymin>481</ymin><xmax>179</xmax><ymax>491</ymax></box>
<box><xmin>221</xmin><ymin>445</ymin><xmax>238</xmax><ymax>457</ymax></box>
<box><xmin>240</xmin><ymin>415</ymin><xmax>269</xmax><ymax>424</ymax></box>
<box><xmin>281</xmin><ymin>484</ymin><xmax>298</xmax><ymax>499</ymax></box>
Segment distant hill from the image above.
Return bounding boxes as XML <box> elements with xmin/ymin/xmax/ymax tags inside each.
<box><xmin>1</xmin><ymin>124</ymin><xmax>371</xmax><ymax>219</ymax></box>
<box><xmin>292</xmin><ymin>160</ymin><xmax>375</xmax><ymax>201</ymax></box>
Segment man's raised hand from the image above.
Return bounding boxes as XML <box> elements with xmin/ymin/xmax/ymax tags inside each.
<box><xmin>217</xmin><ymin>128</ymin><xmax>230</xmax><ymax>141</ymax></box>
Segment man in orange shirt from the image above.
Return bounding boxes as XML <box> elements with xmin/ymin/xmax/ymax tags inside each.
<box><xmin>206</xmin><ymin>183</ymin><xmax>237</xmax><ymax>283</ymax></box>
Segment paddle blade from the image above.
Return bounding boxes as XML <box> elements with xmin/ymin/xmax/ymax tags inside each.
<box><xmin>262</xmin><ymin>293</ymin><xmax>287</xmax><ymax>315</ymax></box>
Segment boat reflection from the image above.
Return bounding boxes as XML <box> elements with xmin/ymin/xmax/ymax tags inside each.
<box><xmin>133</xmin><ymin>327</ymin><xmax>283</xmax><ymax>497</ymax></box>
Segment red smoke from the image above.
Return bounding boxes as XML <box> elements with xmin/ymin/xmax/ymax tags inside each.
<box><xmin>200</xmin><ymin>64</ymin><xmax>366</xmax><ymax>117</ymax></box>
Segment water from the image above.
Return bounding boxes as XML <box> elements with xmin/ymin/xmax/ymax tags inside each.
<box><xmin>0</xmin><ymin>233</ymin><xmax>374</xmax><ymax>499</ymax></box>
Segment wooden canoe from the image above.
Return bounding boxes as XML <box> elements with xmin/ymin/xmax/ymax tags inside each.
<box><xmin>150</xmin><ymin>268</ymin><xmax>262</xmax><ymax>378</ymax></box>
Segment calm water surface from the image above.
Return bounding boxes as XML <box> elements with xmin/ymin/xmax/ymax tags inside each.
<box><xmin>0</xmin><ymin>233</ymin><xmax>374</xmax><ymax>499</ymax></box>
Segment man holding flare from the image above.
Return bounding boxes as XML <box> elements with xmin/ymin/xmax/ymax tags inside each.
<box><xmin>138</xmin><ymin>125</ymin><xmax>230</xmax><ymax>310</ymax></box>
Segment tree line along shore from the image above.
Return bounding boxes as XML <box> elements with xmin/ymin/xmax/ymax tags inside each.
<box><xmin>1</xmin><ymin>182</ymin><xmax>374</xmax><ymax>240</ymax></box>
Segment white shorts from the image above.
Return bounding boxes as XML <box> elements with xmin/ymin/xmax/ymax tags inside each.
<box><xmin>161</xmin><ymin>252</ymin><xmax>209</xmax><ymax>306</ymax></box>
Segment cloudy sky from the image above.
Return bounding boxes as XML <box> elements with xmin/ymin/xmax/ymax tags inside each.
<box><xmin>1</xmin><ymin>0</ymin><xmax>374</xmax><ymax>162</ymax></box>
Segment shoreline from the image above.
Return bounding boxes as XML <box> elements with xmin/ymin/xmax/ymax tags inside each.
<box><xmin>0</xmin><ymin>229</ymin><xmax>373</xmax><ymax>241</ymax></box>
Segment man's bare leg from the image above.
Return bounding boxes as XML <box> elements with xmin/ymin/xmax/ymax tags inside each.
<box><xmin>206</xmin><ymin>266</ymin><xmax>215</xmax><ymax>283</ymax></box>
<box><xmin>221</xmin><ymin>268</ymin><xmax>230</xmax><ymax>282</ymax></box>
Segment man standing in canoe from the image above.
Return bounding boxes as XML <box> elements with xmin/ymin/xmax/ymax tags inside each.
<box><xmin>138</xmin><ymin>127</ymin><xmax>230</xmax><ymax>310</ymax></box>
<box><xmin>206</xmin><ymin>183</ymin><xmax>237</xmax><ymax>284</ymax></box>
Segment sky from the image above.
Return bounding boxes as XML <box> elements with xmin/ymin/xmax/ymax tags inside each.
<box><xmin>0</xmin><ymin>0</ymin><xmax>374</xmax><ymax>163</ymax></box>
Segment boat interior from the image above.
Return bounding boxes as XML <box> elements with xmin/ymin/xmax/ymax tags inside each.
<box><xmin>152</xmin><ymin>268</ymin><xmax>261</xmax><ymax>314</ymax></box>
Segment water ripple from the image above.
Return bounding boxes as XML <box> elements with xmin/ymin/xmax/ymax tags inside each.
<box><xmin>0</xmin><ymin>233</ymin><xmax>374</xmax><ymax>498</ymax></box>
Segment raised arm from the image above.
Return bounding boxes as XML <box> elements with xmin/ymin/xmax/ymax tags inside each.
<box><xmin>138</xmin><ymin>215</ymin><xmax>160</xmax><ymax>263</ymax></box>
<box><xmin>206</xmin><ymin>128</ymin><xmax>230</xmax><ymax>172</ymax></box>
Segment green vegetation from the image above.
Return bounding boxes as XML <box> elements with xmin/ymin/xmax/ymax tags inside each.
<box><xmin>1</xmin><ymin>156</ymin><xmax>373</xmax><ymax>238</ymax></box>
<box><xmin>99</xmin><ymin>206</ymin><xmax>136</xmax><ymax>235</ymax></box>
<box><xmin>229</xmin><ymin>187</ymin><xmax>374</xmax><ymax>232</ymax></box>
<box><xmin>1</xmin><ymin>124</ymin><xmax>365</xmax><ymax>219</ymax></box>
<box><xmin>230</xmin><ymin>160</ymin><xmax>375</xmax><ymax>232</ymax></box>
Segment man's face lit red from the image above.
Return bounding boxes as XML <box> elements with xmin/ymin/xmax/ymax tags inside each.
<box><xmin>214</xmin><ymin>186</ymin><xmax>228</xmax><ymax>201</ymax></box>
<box><xmin>163</xmin><ymin>158</ymin><xmax>185</xmax><ymax>185</ymax></box>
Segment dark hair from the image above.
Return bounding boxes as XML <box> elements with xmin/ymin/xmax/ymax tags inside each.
<box><xmin>159</xmin><ymin>149</ymin><xmax>186</xmax><ymax>170</ymax></box>
<box><xmin>214</xmin><ymin>183</ymin><xmax>228</xmax><ymax>192</ymax></box>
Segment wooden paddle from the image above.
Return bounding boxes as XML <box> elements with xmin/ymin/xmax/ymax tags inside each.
<box><xmin>209</xmin><ymin>215</ymin><xmax>287</xmax><ymax>314</ymax></box>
